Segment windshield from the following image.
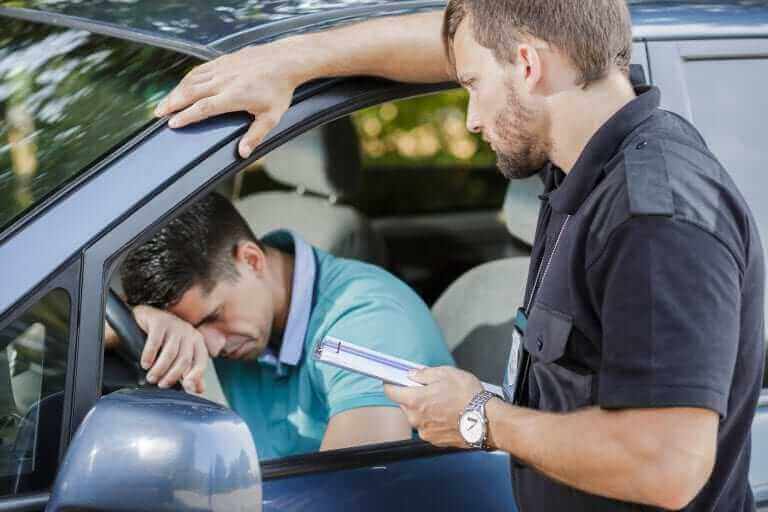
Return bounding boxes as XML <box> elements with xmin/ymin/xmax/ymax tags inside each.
<box><xmin>0</xmin><ymin>18</ymin><xmax>199</xmax><ymax>233</ymax></box>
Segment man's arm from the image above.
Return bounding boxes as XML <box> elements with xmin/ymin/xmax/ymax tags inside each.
<box><xmin>155</xmin><ymin>11</ymin><xmax>451</xmax><ymax>157</ymax></box>
<box><xmin>485</xmin><ymin>401</ymin><xmax>717</xmax><ymax>510</ymax></box>
<box><xmin>320</xmin><ymin>407</ymin><xmax>412</xmax><ymax>451</ymax></box>
<box><xmin>386</xmin><ymin>368</ymin><xmax>717</xmax><ymax>511</ymax></box>
<box><xmin>103</xmin><ymin>305</ymin><xmax>208</xmax><ymax>394</ymax></box>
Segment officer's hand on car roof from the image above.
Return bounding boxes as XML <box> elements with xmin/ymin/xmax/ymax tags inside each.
<box><xmin>154</xmin><ymin>42</ymin><xmax>301</xmax><ymax>159</ymax></box>
<box><xmin>132</xmin><ymin>305</ymin><xmax>208</xmax><ymax>394</ymax></box>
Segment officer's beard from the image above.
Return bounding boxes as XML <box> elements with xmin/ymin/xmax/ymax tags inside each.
<box><xmin>494</xmin><ymin>83</ymin><xmax>552</xmax><ymax>180</ymax></box>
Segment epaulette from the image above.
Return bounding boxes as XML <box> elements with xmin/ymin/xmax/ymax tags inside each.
<box><xmin>623</xmin><ymin>138</ymin><xmax>674</xmax><ymax>217</ymax></box>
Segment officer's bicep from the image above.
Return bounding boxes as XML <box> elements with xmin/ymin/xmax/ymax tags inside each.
<box><xmin>590</xmin><ymin>217</ymin><xmax>741</xmax><ymax>417</ymax></box>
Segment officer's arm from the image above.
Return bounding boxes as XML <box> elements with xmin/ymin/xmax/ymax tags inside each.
<box><xmin>155</xmin><ymin>11</ymin><xmax>452</xmax><ymax>157</ymax></box>
<box><xmin>486</xmin><ymin>402</ymin><xmax>718</xmax><ymax>510</ymax></box>
<box><xmin>320</xmin><ymin>407</ymin><xmax>412</xmax><ymax>451</ymax></box>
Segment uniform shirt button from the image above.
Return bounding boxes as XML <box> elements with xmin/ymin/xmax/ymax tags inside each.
<box><xmin>636</xmin><ymin>140</ymin><xmax>648</xmax><ymax>150</ymax></box>
<box><xmin>537</xmin><ymin>336</ymin><xmax>544</xmax><ymax>351</ymax></box>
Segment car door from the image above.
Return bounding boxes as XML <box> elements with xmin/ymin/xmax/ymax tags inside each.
<box><xmin>647</xmin><ymin>38</ymin><xmax>768</xmax><ymax>510</ymax></box>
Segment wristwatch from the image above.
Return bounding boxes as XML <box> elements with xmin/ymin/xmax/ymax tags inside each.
<box><xmin>459</xmin><ymin>390</ymin><xmax>496</xmax><ymax>449</ymax></box>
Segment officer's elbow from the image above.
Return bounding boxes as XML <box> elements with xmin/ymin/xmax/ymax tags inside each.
<box><xmin>650</xmin><ymin>451</ymin><xmax>715</xmax><ymax>510</ymax></box>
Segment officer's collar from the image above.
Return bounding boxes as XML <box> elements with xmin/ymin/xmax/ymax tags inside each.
<box><xmin>548</xmin><ymin>86</ymin><xmax>661</xmax><ymax>214</ymax></box>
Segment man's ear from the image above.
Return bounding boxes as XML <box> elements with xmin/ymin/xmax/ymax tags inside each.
<box><xmin>233</xmin><ymin>241</ymin><xmax>267</xmax><ymax>275</ymax></box>
<box><xmin>516</xmin><ymin>43</ymin><xmax>544</xmax><ymax>94</ymax></box>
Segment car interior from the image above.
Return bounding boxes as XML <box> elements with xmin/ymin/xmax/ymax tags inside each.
<box><xmin>192</xmin><ymin>89</ymin><xmax>539</xmax><ymax>407</ymax></box>
<box><xmin>98</xmin><ymin>85</ymin><xmax>768</xmax><ymax>464</ymax></box>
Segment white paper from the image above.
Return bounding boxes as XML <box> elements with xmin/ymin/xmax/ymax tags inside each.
<box><xmin>314</xmin><ymin>336</ymin><xmax>502</xmax><ymax>396</ymax></box>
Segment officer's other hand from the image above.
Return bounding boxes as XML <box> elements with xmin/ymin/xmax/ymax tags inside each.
<box><xmin>132</xmin><ymin>305</ymin><xmax>207</xmax><ymax>394</ymax></box>
<box><xmin>384</xmin><ymin>366</ymin><xmax>484</xmax><ymax>448</ymax></box>
<box><xmin>154</xmin><ymin>41</ymin><xmax>301</xmax><ymax>159</ymax></box>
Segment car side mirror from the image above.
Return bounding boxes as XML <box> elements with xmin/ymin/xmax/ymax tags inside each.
<box><xmin>46</xmin><ymin>388</ymin><xmax>261</xmax><ymax>512</ymax></box>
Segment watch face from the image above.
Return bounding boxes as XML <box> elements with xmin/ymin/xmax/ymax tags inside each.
<box><xmin>459</xmin><ymin>410</ymin><xmax>485</xmax><ymax>445</ymax></box>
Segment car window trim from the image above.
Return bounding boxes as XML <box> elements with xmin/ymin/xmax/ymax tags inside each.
<box><xmin>0</xmin><ymin>257</ymin><xmax>81</xmax><ymax>502</ymax></box>
<box><xmin>0</xmin><ymin>492</ymin><xmax>49</xmax><ymax>511</ymax></box>
<box><xmin>0</xmin><ymin>7</ymin><xmax>218</xmax><ymax>60</ymax></box>
<box><xmin>261</xmin><ymin>439</ymin><xmax>466</xmax><ymax>480</ymax></box>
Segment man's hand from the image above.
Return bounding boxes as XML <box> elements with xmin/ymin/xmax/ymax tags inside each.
<box><xmin>384</xmin><ymin>366</ymin><xmax>483</xmax><ymax>448</ymax></box>
<box><xmin>133</xmin><ymin>305</ymin><xmax>208</xmax><ymax>394</ymax></box>
<box><xmin>154</xmin><ymin>12</ymin><xmax>450</xmax><ymax>159</ymax></box>
<box><xmin>154</xmin><ymin>41</ymin><xmax>301</xmax><ymax>158</ymax></box>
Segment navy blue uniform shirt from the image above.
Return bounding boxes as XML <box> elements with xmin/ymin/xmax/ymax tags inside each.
<box><xmin>512</xmin><ymin>86</ymin><xmax>765</xmax><ymax>511</ymax></box>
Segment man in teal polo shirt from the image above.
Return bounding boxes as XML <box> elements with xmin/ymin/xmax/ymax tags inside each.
<box><xmin>115</xmin><ymin>193</ymin><xmax>454</xmax><ymax>460</ymax></box>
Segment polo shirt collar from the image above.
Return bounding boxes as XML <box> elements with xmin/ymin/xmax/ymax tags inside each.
<box><xmin>548</xmin><ymin>86</ymin><xmax>661</xmax><ymax>214</ymax></box>
<box><xmin>258</xmin><ymin>230</ymin><xmax>316</xmax><ymax>375</ymax></box>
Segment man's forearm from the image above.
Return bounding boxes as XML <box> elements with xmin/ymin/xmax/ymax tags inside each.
<box><xmin>485</xmin><ymin>400</ymin><xmax>716</xmax><ymax>510</ymax></box>
<box><xmin>280</xmin><ymin>11</ymin><xmax>452</xmax><ymax>86</ymax></box>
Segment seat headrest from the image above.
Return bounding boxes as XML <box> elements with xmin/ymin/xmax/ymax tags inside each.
<box><xmin>502</xmin><ymin>176</ymin><xmax>545</xmax><ymax>247</ymax></box>
<box><xmin>262</xmin><ymin>117</ymin><xmax>362</xmax><ymax>200</ymax></box>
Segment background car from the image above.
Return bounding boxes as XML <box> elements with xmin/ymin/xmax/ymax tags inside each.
<box><xmin>0</xmin><ymin>1</ymin><xmax>766</xmax><ymax>511</ymax></box>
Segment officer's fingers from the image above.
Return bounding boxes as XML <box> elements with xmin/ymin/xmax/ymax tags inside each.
<box><xmin>384</xmin><ymin>384</ymin><xmax>416</xmax><ymax>407</ymax></box>
<box><xmin>159</xmin><ymin>337</ymin><xmax>194</xmax><ymax>389</ymax></box>
<box><xmin>183</xmin><ymin>339</ymin><xmax>207</xmax><ymax>394</ymax></box>
<box><xmin>147</xmin><ymin>333</ymin><xmax>180</xmax><ymax>385</ymax></box>
<box><xmin>409</xmin><ymin>366</ymin><xmax>450</xmax><ymax>385</ymax></box>
<box><xmin>155</xmin><ymin>72</ymin><xmax>216</xmax><ymax>117</ymax></box>
<box><xmin>168</xmin><ymin>94</ymin><xmax>235</xmax><ymax>129</ymax></box>
<box><xmin>238</xmin><ymin>113</ymin><xmax>279</xmax><ymax>158</ymax></box>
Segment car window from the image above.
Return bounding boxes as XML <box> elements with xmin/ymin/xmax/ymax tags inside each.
<box><xmin>0</xmin><ymin>288</ymin><xmax>71</xmax><ymax>496</ymax></box>
<box><xmin>350</xmin><ymin>90</ymin><xmax>506</xmax><ymax>217</ymax></box>
<box><xmin>238</xmin><ymin>89</ymin><xmax>508</xmax><ymax>217</ymax></box>
<box><xmin>0</xmin><ymin>18</ymin><xmax>198</xmax><ymax>235</ymax></box>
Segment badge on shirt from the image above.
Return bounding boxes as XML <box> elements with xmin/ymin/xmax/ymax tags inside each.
<box><xmin>503</xmin><ymin>328</ymin><xmax>522</xmax><ymax>402</ymax></box>
<box><xmin>503</xmin><ymin>308</ymin><xmax>529</xmax><ymax>402</ymax></box>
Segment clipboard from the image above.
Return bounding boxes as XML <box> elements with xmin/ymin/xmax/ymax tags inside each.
<box><xmin>314</xmin><ymin>336</ymin><xmax>503</xmax><ymax>396</ymax></box>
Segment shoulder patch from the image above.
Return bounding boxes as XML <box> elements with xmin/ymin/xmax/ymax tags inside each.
<box><xmin>623</xmin><ymin>139</ymin><xmax>674</xmax><ymax>216</ymax></box>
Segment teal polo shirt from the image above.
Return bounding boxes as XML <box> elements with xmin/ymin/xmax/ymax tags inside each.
<box><xmin>214</xmin><ymin>231</ymin><xmax>454</xmax><ymax>461</ymax></box>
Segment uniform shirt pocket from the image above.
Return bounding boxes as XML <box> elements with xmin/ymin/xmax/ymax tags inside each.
<box><xmin>523</xmin><ymin>303</ymin><xmax>594</xmax><ymax>412</ymax></box>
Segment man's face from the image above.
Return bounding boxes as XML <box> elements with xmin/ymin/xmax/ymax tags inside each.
<box><xmin>169</xmin><ymin>247</ymin><xmax>275</xmax><ymax>361</ymax></box>
<box><xmin>452</xmin><ymin>19</ymin><xmax>551</xmax><ymax>179</ymax></box>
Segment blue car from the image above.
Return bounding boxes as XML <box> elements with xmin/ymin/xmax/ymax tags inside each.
<box><xmin>0</xmin><ymin>1</ymin><xmax>766</xmax><ymax>510</ymax></box>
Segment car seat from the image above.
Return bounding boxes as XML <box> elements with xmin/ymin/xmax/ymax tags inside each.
<box><xmin>235</xmin><ymin>117</ymin><xmax>387</xmax><ymax>265</ymax></box>
<box><xmin>432</xmin><ymin>177</ymin><xmax>544</xmax><ymax>384</ymax></box>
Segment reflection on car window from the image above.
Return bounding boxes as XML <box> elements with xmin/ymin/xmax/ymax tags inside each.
<box><xmin>350</xmin><ymin>90</ymin><xmax>506</xmax><ymax>217</ymax></box>
<box><xmin>0</xmin><ymin>19</ymin><xmax>199</xmax><ymax>233</ymax></box>
<box><xmin>237</xmin><ymin>89</ymin><xmax>507</xmax><ymax>217</ymax></box>
<box><xmin>0</xmin><ymin>288</ymin><xmax>70</xmax><ymax>496</ymax></box>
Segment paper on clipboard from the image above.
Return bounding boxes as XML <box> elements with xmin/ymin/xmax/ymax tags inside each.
<box><xmin>314</xmin><ymin>336</ymin><xmax>503</xmax><ymax>396</ymax></box>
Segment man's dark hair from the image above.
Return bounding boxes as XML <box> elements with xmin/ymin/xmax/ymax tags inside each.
<box><xmin>442</xmin><ymin>0</ymin><xmax>633</xmax><ymax>87</ymax></box>
<box><xmin>122</xmin><ymin>193</ymin><xmax>260</xmax><ymax>309</ymax></box>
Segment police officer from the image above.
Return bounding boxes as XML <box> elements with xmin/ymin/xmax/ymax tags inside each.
<box><xmin>156</xmin><ymin>1</ymin><xmax>765</xmax><ymax>509</ymax></box>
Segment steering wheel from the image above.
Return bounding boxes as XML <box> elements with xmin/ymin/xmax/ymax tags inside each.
<box><xmin>104</xmin><ymin>289</ymin><xmax>149</xmax><ymax>386</ymax></box>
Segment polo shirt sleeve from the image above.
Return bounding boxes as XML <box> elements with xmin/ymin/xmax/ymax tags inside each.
<box><xmin>588</xmin><ymin>216</ymin><xmax>742</xmax><ymax>417</ymax></box>
<box><xmin>311</xmin><ymin>296</ymin><xmax>452</xmax><ymax>418</ymax></box>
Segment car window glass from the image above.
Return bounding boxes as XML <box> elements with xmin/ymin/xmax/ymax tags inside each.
<box><xmin>238</xmin><ymin>89</ymin><xmax>508</xmax><ymax>217</ymax></box>
<box><xmin>0</xmin><ymin>18</ymin><xmax>198</xmax><ymax>234</ymax></box>
<box><xmin>0</xmin><ymin>288</ymin><xmax>71</xmax><ymax>496</ymax></box>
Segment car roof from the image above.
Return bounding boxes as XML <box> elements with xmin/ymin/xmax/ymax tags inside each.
<box><xmin>1</xmin><ymin>0</ymin><xmax>768</xmax><ymax>59</ymax></box>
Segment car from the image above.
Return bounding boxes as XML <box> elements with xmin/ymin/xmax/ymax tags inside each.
<box><xmin>0</xmin><ymin>1</ymin><xmax>766</xmax><ymax>511</ymax></box>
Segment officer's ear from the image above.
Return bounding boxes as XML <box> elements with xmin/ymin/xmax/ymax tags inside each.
<box><xmin>515</xmin><ymin>43</ymin><xmax>544</xmax><ymax>95</ymax></box>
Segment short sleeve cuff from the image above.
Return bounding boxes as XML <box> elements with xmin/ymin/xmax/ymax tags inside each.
<box><xmin>328</xmin><ymin>392</ymin><xmax>400</xmax><ymax>418</ymax></box>
<box><xmin>599</xmin><ymin>379</ymin><xmax>728</xmax><ymax>418</ymax></box>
